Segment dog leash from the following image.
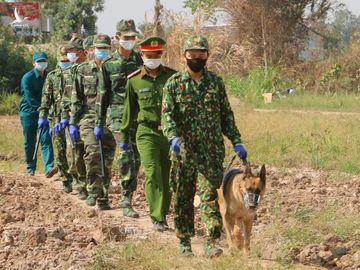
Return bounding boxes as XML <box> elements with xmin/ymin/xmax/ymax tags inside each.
<box><xmin>225</xmin><ymin>154</ymin><xmax>248</xmax><ymax>171</ymax></box>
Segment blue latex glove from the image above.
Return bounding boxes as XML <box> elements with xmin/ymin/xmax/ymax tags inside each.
<box><xmin>69</xmin><ymin>124</ymin><xmax>79</xmax><ymax>141</ymax></box>
<box><xmin>49</xmin><ymin>127</ymin><xmax>53</xmax><ymax>137</ymax></box>
<box><xmin>170</xmin><ymin>137</ymin><xmax>181</xmax><ymax>155</ymax></box>
<box><xmin>119</xmin><ymin>142</ymin><xmax>129</xmax><ymax>151</ymax></box>
<box><xmin>94</xmin><ymin>127</ymin><xmax>104</xmax><ymax>141</ymax></box>
<box><xmin>54</xmin><ymin>123</ymin><xmax>62</xmax><ymax>135</ymax></box>
<box><xmin>234</xmin><ymin>143</ymin><xmax>247</xmax><ymax>159</ymax></box>
<box><xmin>38</xmin><ymin>116</ymin><xmax>48</xmax><ymax>128</ymax></box>
<box><xmin>60</xmin><ymin>118</ymin><xmax>70</xmax><ymax>129</ymax></box>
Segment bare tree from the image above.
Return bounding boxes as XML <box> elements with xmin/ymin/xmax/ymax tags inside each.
<box><xmin>153</xmin><ymin>0</ymin><xmax>164</xmax><ymax>37</ymax></box>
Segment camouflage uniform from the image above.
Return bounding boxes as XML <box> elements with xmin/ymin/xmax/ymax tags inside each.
<box><xmin>39</xmin><ymin>46</ymin><xmax>73</xmax><ymax>192</ymax></box>
<box><xmin>99</xmin><ymin>20</ymin><xmax>142</xmax><ymax>213</ymax></box>
<box><xmin>162</xmin><ymin>35</ymin><xmax>242</xmax><ymax>256</ymax></box>
<box><xmin>70</xmin><ymin>35</ymin><xmax>116</xmax><ymax>208</ymax></box>
<box><xmin>61</xmin><ymin>37</ymin><xmax>88</xmax><ymax>196</ymax></box>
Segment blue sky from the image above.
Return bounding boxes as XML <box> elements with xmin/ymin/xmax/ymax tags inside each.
<box><xmin>96</xmin><ymin>0</ymin><xmax>360</xmax><ymax>35</ymax></box>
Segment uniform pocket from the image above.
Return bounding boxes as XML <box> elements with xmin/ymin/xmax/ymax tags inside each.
<box><xmin>204</xmin><ymin>89</ymin><xmax>219</xmax><ymax>111</ymax></box>
<box><xmin>83</xmin><ymin>75</ymin><xmax>97</xmax><ymax>96</ymax></box>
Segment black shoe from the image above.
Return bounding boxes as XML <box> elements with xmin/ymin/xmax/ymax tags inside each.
<box><xmin>163</xmin><ymin>219</ymin><xmax>170</xmax><ymax>230</ymax></box>
<box><xmin>153</xmin><ymin>221</ymin><xmax>166</xmax><ymax>232</ymax></box>
<box><xmin>97</xmin><ymin>199</ymin><xmax>111</xmax><ymax>211</ymax></box>
<box><xmin>45</xmin><ymin>167</ymin><xmax>58</xmax><ymax>178</ymax></box>
<box><xmin>77</xmin><ymin>187</ymin><xmax>88</xmax><ymax>200</ymax></box>
<box><xmin>62</xmin><ymin>182</ymin><xmax>73</xmax><ymax>193</ymax></box>
<box><xmin>27</xmin><ymin>171</ymin><xmax>35</xmax><ymax>177</ymax></box>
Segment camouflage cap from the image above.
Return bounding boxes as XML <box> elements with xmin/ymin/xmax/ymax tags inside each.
<box><xmin>57</xmin><ymin>46</ymin><xmax>69</xmax><ymax>61</ymax></box>
<box><xmin>116</xmin><ymin>19</ymin><xmax>139</xmax><ymax>36</ymax></box>
<box><xmin>183</xmin><ymin>35</ymin><xmax>209</xmax><ymax>51</ymax></box>
<box><xmin>66</xmin><ymin>34</ymin><xmax>83</xmax><ymax>50</ymax></box>
<box><xmin>83</xmin><ymin>35</ymin><xmax>96</xmax><ymax>50</ymax></box>
<box><xmin>93</xmin><ymin>34</ymin><xmax>111</xmax><ymax>48</ymax></box>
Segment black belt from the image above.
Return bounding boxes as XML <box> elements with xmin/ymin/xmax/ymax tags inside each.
<box><xmin>140</xmin><ymin>121</ymin><xmax>162</xmax><ymax>131</ymax></box>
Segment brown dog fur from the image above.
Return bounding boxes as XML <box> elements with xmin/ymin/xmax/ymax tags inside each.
<box><xmin>217</xmin><ymin>164</ymin><xmax>266</xmax><ymax>254</ymax></box>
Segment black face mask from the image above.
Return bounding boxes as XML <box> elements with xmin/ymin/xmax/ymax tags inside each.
<box><xmin>186</xmin><ymin>58</ymin><xmax>207</xmax><ymax>73</ymax></box>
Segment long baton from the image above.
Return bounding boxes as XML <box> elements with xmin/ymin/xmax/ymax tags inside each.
<box><xmin>99</xmin><ymin>139</ymin><xmax>105</xmax><ymax>177</ymax></box>
<box><xmin>32</xmin><ymin>127</ymin><xmax>43</xmax><ymax>161</ymax></box>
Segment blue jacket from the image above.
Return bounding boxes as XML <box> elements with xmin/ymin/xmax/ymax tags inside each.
<box><xmin>19</xmin><ymin>68</ymin><xmax>48</xmax><ymax>117</ymax></box>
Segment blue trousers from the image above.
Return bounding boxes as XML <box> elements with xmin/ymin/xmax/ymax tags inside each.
<box><xmin>20</xmin><ymin>114</ymin><xmax>54</xmax><ymax>174</ymax></box>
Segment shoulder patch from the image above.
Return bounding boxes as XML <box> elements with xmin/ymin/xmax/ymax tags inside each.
<box><xmin>127</xmin><ymin>69</ymin><xmax>141</xmax><ymax>79</ymax></box>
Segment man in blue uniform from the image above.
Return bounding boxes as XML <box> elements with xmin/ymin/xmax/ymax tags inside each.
<box><xmin>20</xmin><ymin>52</ymin><xmax>57</xmax><ymax>177</ymax></box>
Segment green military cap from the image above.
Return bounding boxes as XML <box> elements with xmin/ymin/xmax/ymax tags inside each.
<box><xmin>93</xmin><ymin>34</ymin><xmax>111</xmax><ymax>48</ymax></box>
<box><xmin>116</xmin><ymin>19</ymin><xmax>139</xmax><ymax>36</ymax></box>
<box><xmin>138</xmin><ymin>36</ymin><xmax>166</xmax><ymax>51</ymax></box>
<box><xmin>83</xmin><ymin>35</ymin><xmax>96</xmax><ymax>49</ymax></box>
<box><xmin>66</xmin><ymin>34</ymin><xmax>83</xmax><ymax>50</ymax></box>
<box><xmin>57</xmin><ymin>46</ymin><xmax>69</xmax><ymax>61</ymax></box>
<box><xmin>183</xmin><ymin>35</ymin><xmax>209</xmax><ymax>51</ymax></box>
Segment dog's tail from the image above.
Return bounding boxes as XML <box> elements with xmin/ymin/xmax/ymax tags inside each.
<box><xmin>222</xmin><ymin>168</ymin><xmax>243</xmax><ymax>198</ymax></box>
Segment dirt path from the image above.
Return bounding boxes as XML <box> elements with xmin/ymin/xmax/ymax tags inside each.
<box><xmin>2</xmin><ymin>166</ymin><xmax>359</xmax><ymax>269</ymax></box>
<box><xmin>0</xmin><ymin>114</ymin><xmax>359</xmax><ymax>269</ymax></box>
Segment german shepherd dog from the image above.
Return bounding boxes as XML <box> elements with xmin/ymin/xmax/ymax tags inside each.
<box><xmin>217</xmin><ymin>164</ymin><xmax>266</xmax><ymax>254</ymax></box>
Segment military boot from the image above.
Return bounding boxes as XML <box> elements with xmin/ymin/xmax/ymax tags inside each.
<box><xmin>118</xmin><ymin>194</ymin><xmax>131</xmax><ymax>208</ymax></box>
<box><xmin>77</xmin><ymin>187</ymin><xmax>88</xmax><ymax>200</ymax></box>
<box><xmin>203</xmin><ymin>239</ymin><xmax>223</xmax><ymax>258</ymax></box>
<box><xmin>179</xmin><ymin>237</ymin><xmax>194</xmax><ymax>257</ymax></box>
<box><xmin>122</xmin><ymin>206</ymin><xmax>139</xmax><ymax>218</ymax></box>
<box><xmin>86</xmin><ymin>193</ymin><xmax>97</xmax><ymax>206</ymax></box>
<box><xmin>62</xmin><ymin>180</ymin><xmax>73</xmax><ymax>193</ymax></box>
<box><xmin>97</xmin><ymin>198</ymin><xmax>111</xmax><ymax>211</ymax></box>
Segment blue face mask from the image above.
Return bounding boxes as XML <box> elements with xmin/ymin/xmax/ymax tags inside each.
<box><xmin>35</xmin><ymin>62</ymin><xmax>48</xmax><ymax>71</ymax></box>
<box><xmin>95</xmin><ymin>49</ymin><xmax>110</xmax><ymax>60</ymax></box>
<box><xmin>58</xmin><ymin>62</ymin><xmax>72</xmax><ymax>70</ymax></box>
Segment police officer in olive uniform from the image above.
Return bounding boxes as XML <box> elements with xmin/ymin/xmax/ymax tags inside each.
<box><xmin>120</xmin><ymin>37</ymin><xmax>176</xmax><ymax>231</ymax></box>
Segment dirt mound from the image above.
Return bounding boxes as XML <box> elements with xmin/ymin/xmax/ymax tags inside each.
<box><xmin>0</xmin><ymin>174</ymin><xmax>152</xmax><ymax>269</ymax></box>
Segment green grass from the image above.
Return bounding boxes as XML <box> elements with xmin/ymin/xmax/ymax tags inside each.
<box><xmin>254</xmin><ymin>93</ymin><xmax>360</xmax><ymax>111</ymax></box>
<box><xmin>225</xmin><ymin>69</ymin><xmax>360</xmax><ymax>112</ymax></box>
<box><xmin>91</xmin><ymin>239</ymin><xmax>280</xmax><ymax>270</ymax></box>
<box><xmin>229</xmin><ymin>106</ymin><xmax>360</xmax><ymax>174</ymax></box>
<box><xmin>0</xmin><ymin>115</ymin><xmax>46</xmax><ymax>174</ymax></box>
<box><xmin>0</xmin><ymin>92</ymin><xmax>21</xmax><ymax>115</ymax></box>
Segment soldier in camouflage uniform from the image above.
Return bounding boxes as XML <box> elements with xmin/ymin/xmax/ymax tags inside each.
<box><xmin>121</xmin><ymin>37</ymin><xmax>176</xmax><ymax>231</ymax></box>
<box><xmin>38</xmin><ymin>46</ymin><xmax>74</xmax><ymax>193</ymax></box>
<box><xmin>60</xmin><ymin>37</ymin><xmax>88</xmax><ymax>200</ymax></box>
<box><xmin>97</xmin><ymin>20</ymin><xmax>142</xmax><ymax>218</ymax></box>
<box><xmin>70</xmin><ymin>34</ymin><xmax>116</xmax><ymax>210</ymax></box>
<box><xmin>162</xmin><ymin>35</ymin><xmax>248</xmax><ymax>257</ymax></box>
